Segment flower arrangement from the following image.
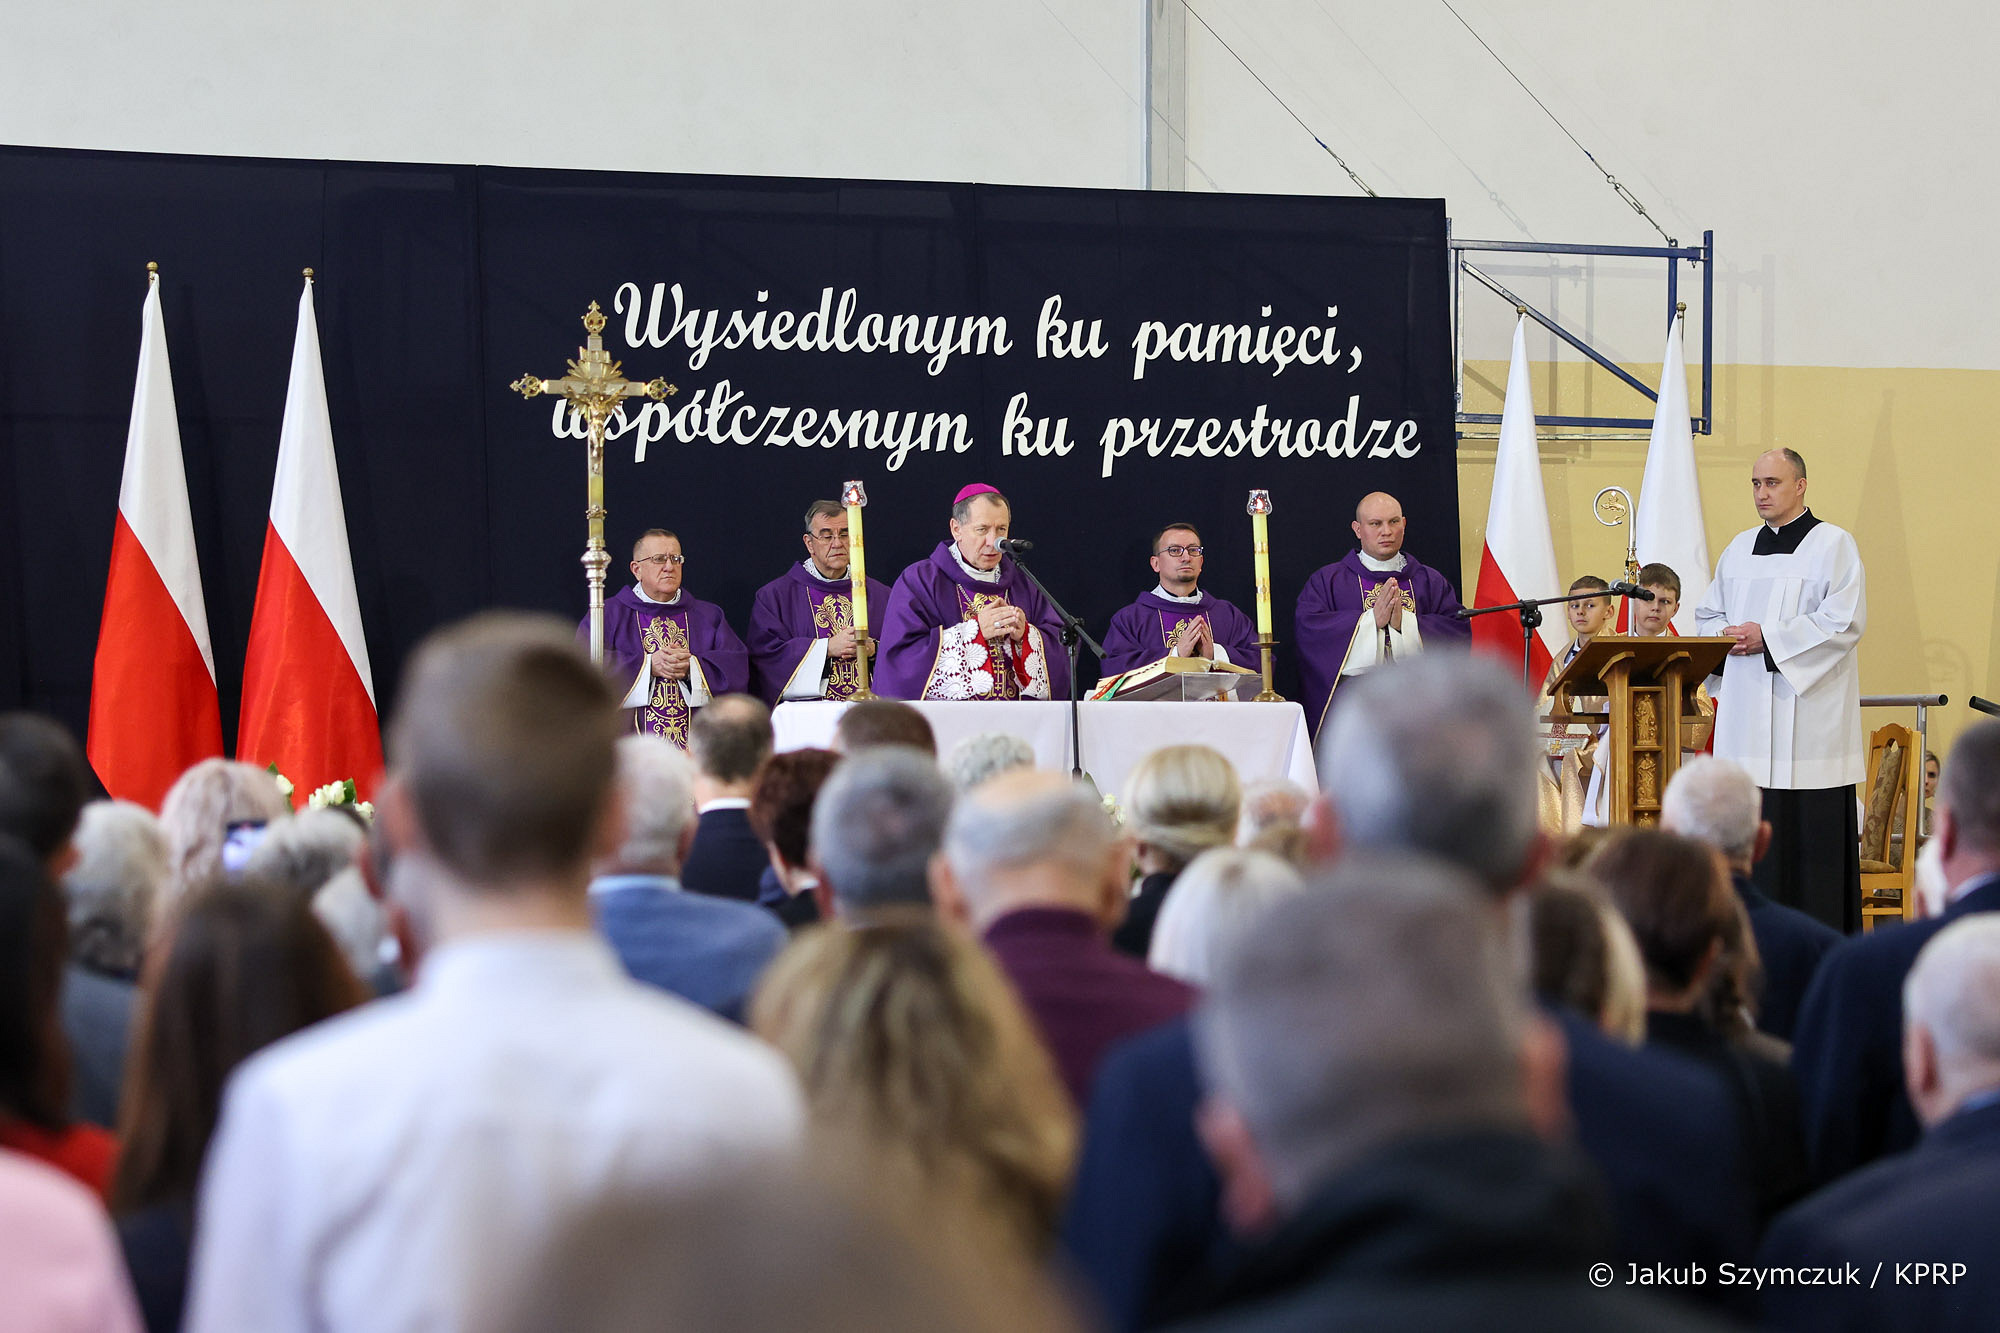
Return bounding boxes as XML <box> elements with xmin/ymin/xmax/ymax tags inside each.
<box><xmin>267</xmin><ymin>765</ymin><xmax>373</xmax><ymax>821</ymax></box>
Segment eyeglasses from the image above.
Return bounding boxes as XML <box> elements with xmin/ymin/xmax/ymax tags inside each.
<box><xmin>1157</xmin><ymin>544</ymin><xmax>1204</xmax><ymax>558</ymax></box>
<box><xmin>635</xmin><ymin>554</ymin><xmax>686</xmax><ymax>568</ymax></box>
<box><xmin>806</xmin><ymin>530</ymin><xmax>850</xmax><ymax>543</ymax></box>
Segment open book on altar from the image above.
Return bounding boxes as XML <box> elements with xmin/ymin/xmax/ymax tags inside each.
<box><xmin>1091</xmin><ymin>656</ymin><xmax>1259</xmax><ymax>702</ymax></box>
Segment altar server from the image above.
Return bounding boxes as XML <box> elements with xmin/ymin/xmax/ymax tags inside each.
<box><xmin>875</xmin><ymin>485</ymin><xmax>1069</xmax><ymax>701</ymax></box>
<box><xmin>1295</xmin><ymin>491</ymin><xmax>1467</xmax><ymax>734</ymax></box>
<box><xmin>1098</xmin><ymin>522</ymin><xmax>1259</xmax><ymax>678</ymax></box>
<box><xmin>1695</xmin><ymin>449</ymin><xmax>1864</xmax><ymax>933</ymax></box>
<box><xmin>590</xmin><ymin>529</ymin><xmax>749</xmax><ymax>748</ymax></box>
<box><xmin>745</xmin><ymin>500</ymin><xmax>892</xmax><ymax>705</ymax></box>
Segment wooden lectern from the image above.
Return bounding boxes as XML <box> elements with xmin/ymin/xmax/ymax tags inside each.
<box><xmin>1547</xmin><ymin>636</ymin><xmax>1733</xmax><ymax>826</ymax></box>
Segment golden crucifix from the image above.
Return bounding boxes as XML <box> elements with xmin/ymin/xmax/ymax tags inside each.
<box><xmin>512</xmin><ymin>302</ymin><xmax>676</xmax><ymax>665</ymax></box>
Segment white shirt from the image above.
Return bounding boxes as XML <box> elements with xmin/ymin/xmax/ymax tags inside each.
<box><xmin>184</xmin><ymin>930</ymin><xmax>802</xmax><ymax>1333</ymax></box>
<box><xmin>1695</xmin><ymin>516</ymin><xmax>1866</xmax><ymax>788</ymax></box>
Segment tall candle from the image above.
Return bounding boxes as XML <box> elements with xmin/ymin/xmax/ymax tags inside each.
<box><xmin>1248</xmin><ymin>490</ymin><xmax>1274</xmax><ymax>635</ymax></box>
<box><xmin>842</xmin><ymin>480</ymin><xmax>869</xmax><ymax>635</ymax></box>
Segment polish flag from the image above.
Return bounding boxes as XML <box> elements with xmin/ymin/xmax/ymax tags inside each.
<box><xmin>237</xmin><ymin>275</ymin><xmax>381</xmax><ymax>799</ymax></box>
<box><xmin>88</xmin><ymin>271</ymin><xmax>224</xmax><ymax>809</ymax></box>
<box><xmin>1471</xmin><ymin>316</ymin><xmax>1564</xmax><ymax>686</ymax></box>
<box><xmin>1633</xmin><ymin>312</ymin><xmax>1708</xmax><ymax>633</ymax></box>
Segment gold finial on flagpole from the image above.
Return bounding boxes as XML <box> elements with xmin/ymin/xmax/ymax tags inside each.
<box><xmin>1675</xmin><ymin>301</ymin><xmax>1686</xmax><ymax>314</ymax></box>
<box><xmin>1515</xmin><ymin>304</ymin><xmax>1527</xmax><ymax>317</ymax></box>
<box><xmin>303</xmin><ymin>267</ymin><xmax>315</xmax><ymax>283</ymax></box>
<box><xmin>146</xmin><ymin>261</ymin><xmax>158</xmax><ymax>283</ymax></box>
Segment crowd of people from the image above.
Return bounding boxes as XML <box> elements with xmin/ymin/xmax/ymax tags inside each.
<box><xmin>3</xmin><ymin>610</ymin><xmax>1995</xmax><ymax>1332</ymax></box>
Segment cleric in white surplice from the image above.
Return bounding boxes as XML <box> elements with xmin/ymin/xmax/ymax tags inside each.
<box><xmin>1695</xmin><ymin>447</ymin><xmax>1865</xmax><ymax>933</ymax></box>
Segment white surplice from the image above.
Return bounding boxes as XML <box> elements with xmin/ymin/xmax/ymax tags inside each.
<box><xmin>1694</xmin><ymin>517</ymin><xmax>1866</xmax><ymax>789</ymax></box>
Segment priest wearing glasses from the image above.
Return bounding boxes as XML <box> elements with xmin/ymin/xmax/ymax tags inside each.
<box><xmin>745</xmin><ymin>499</ymin><xmax>893</xmax><ymax>705</ymax></box>
<box><xmin>1098</xmin><ymin>522</ymin><xmax>1259</xmax><ymax>677</ymax></box>
<box><xmin>590</xmin><ymin>528</ymin><xmax>750</xmax><ymax>748</ymax></box>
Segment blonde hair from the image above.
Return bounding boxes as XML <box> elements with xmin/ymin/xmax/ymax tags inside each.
<box><xmin>157</xmin><ymin>760</ymin><xmax>292</xmax><ymax>917</ymax></box>
<box><xmin>750</xmin><ymin>914</ymin><xmax>1077</xmax><ymax>1258</ymax></box>
<box><xmin>1124</xmin><ymin>745</ymin><xmax>1241</xmax><ymax>871</ymax></box>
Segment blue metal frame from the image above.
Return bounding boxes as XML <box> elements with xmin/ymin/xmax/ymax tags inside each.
<box><xmin>1451</xmin><ymin>228</ymin><xmax>1713</xmax><ymax>434</ymax></box>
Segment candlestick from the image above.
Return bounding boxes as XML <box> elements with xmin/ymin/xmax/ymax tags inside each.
<box><xmin>842</xmin><ymin>480</ymin><xmax>876</xmax><ymax>699</ymax></box>
<box><xmin>1246</xmin><ymin>490</ymin><xmax>1283</xmax><ymax>701</ymax></box>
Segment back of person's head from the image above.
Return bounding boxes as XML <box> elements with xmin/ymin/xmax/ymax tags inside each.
<box><xmin>832</xmin><ymin>699</ymin><xmax>937</xmax><ymax>757</ymax></box>
<box><xmin>943</xmin><ymin>732</ymin><xmax>1036</xmax><ymax>793</ymax></box>
<box><xmin>1196</xmin><ymin>855</ymin><xmax>1533</xmax><ymax>1208</ymax></box>
<box><xmin>112</xmin><ymin>880</ymin><xmax>365</xmax><ymax>1214</ymax></box>
<box><xmin>157</xmin><ymin>759</ymin><xmax>292</xmax><ymax>911</ymax></box>
<box><xmin>0</xmin><ymin>836</ymin><xmax>73</xmax><ymax>1130</ymax></box>
<box><xmin>608</xmin><ymin>736</ymin><xmax>699</xmax><ymax>876</ymax></box>
<box><xmin>749</xmin><ymin>748</ymin><xmax>841</xmax><ymax>875</ymax></box>
<box><xmin>387</xmin><ymin>613</ymin><xmax>620</xmax><ymax>887</ymax></box>
<box><xmin>812</xmin><ymin>748</ymin><xmax>952</xmax><ymax>915</ymax></box>
<box><xmin>1148</xmin><ymin>848</ymin><xmax>1303</xmax><ymax>987</ymax></box>
<box><xmin>1124</xmin><ymin>745</ymin><xmax>1241</xmax><ymax>874</ymax></box>
<box><xmin>1237</xmin><ymin>778</ymin><xmax>1310</xmax><ymax>844</ymax></box>
<box><xmin>1586</xmin><ymin>828</ymin><xmax>1735</xmax><ymax>999</ymax></box>
<box><xmin>1661</xmin><ymin>756</ymin><xmax>1762</xmax><ymax>866</ymax></box>
<box><xmin>750</xmin><ymin>916</ymin><xmax>1076</xmax><ymax>1257</ymax></box>
<box><xmin>62</xmin><ymin>800</ymin><xmax>166</xmax><ymax>979</ymax></box>
<box><xmin>687</xmin><ymin>695</ymin><xmax>773</xmax><ymax>783</ymax></box>
<box><xmin>1940</xmin><ymin>720</ymin><xmax>2000</xmax><ymax>856</ymax></box>
<box><xmin>941</xmin><ymin>771</ymin><xmax>1120</xmax><ymax>928</ymax></box>
<box><xmin>1318</xmin><ymin>654</ymin><xmax>1541</xmax><ymax>893</ymax></box>
<box><xmin>1904</xmin><ymin>916</ymin><xmax>2000</xmax><ymax>1125</ymax></box>
<box><xmin>243</xmin><ymin>808</ymin><xmax>366</xmax><ymax>902</ymax></box>
<box><xmin>0</xmin><ymin>713</ymin><xmax>91</xmax><ymax>868</ymax></box>
<box><xmin>1519</xmin><ymin>873</ymin><xmax>1647</xmax><ymax>1045</ymax></box>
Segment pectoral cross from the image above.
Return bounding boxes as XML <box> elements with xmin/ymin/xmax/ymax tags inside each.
<box><xmin>512</xmin><ymin>302</ymin><xmax>677</xmax><ymax>665</ymax></box>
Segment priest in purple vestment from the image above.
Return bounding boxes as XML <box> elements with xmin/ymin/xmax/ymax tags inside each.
<box><xmin>1296</xmin><ymin>492</ymin><xmax>1469</xmax><ymax>735</ymax></box>
<box><xmin>1099</xmin><ymin>521</ymin><xmax>1260</xmax><ymax>678</ymax></box>
<box><xmin>875</xmin><ymin>484</ymin><xmax>1071</xmax><ymax>701</ymax></box>
<box><xmin>746</xmin><ymin>499</ymin><xmax>894</xmax><ymax>705</ymax></box>
<box><xmin>585</xmin><ymin>528</ymin><xmax>750</xmax><ymax>748</ymax></box>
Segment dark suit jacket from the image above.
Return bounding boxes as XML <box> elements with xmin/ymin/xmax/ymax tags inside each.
<box><xmin>1112</xmin><ymin>871</ymin><xmax>1176</xmax><ymax>960</ymax></box>
<box><xmin>1734</xmin><ymin>872</ymin><xmax>1841</xmax><ymax>1042</ymax></box>
<box><xmin>1791</xmin><ymin>874</ymin><xmax>2000</xmax><ymax>1181</ymax></box>
<box><xmin>1759</xmin><ymin>1097</ymin><xmax>2000</xmax><ymax>1331</ymax></box>
<box><xmin>60</xmin><ymin>964</ymin><xmax>134</xmax><ymax>1130</ymax></box>
<box><xmin>589</xmin><ymin>875</ymin><xmax>786</xmax><ymax>1018</ymax></box>
<box><xmin>119</xmin><ymin>1199</ymin><xmax>191</xmax><ymax>1333</ymax></box>
<box><xmin>680</xmin><ymin>805</ymin><xmax>769</xmax><ymax>903</ymax></box>
<box><xmin>1645</xmin><ymin>1010</ymin><xmax>1809</xmax><ymax>1223</ymax></box>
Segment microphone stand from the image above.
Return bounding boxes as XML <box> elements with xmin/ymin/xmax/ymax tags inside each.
<box><xmin>1457</xmin><ymin>588</ymin><xmax>1646</xmax><ymax>691</ymax></box>
<box><xmin>1004</xmin><ymin>550</ymin><xmax>1105</xmax><ymax>781</ymax></box>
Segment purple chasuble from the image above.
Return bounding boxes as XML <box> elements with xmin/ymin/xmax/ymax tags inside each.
<box><xmin>875</xmin><ymin>543</ymin><xmax>1072</xmax><ymax>701</ymax></box>
<box><xmin>1295</xmin><ymin>550</ymin><xmax>1468</xmax><ymax>736</ymax></box>
<box><xmin>1098</xmin><ymin>590</ymin><xmax>1262</xmax><ymax>678</ymax></box>
<box><xmin>745</xmin><ymin>564</ymin><xmax>894</xmax><ymax>706</ymax></box>
<box><xmin>586</xmin><ymin>586</ymin><xmax>749</xmax><ymax>747</ymax></box>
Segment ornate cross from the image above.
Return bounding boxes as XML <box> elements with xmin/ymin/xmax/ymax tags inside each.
<box><xmin>512</xmin><ymin>302</ymin><xmax>676</xmax><ymax>665</ymax></box>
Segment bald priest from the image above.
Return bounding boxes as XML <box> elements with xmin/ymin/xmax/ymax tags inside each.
<box><xmin>1296</xmin><ymin>492</ymin><xmax>1468</xmax><ymax>734</ymax></box>
<box><xmin>590</xmin><ymin>528</ymin><xmax>750</xmax><ymax>748</ymax></box>
<box><xmin>746</xmin><ymin>500</ymin><xmax>893</xmax><ymax>705</ymax></box>
<box><xmin>875</xmin><ymin>484</ymin><xmax>1070</xmax><ymax>701</ymax></box>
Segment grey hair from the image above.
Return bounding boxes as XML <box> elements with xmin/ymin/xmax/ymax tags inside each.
<box><xmin>1905</xmin><ymin>916</ymin><xmax>2000</xmax><ymax>1077</ymax></box>
<box><xmin>1237</xmin><ymin>779</ymin><xmax>1311</xmax><ymax>843</ymax></box>
<box><xmin>1661</xmin><ymin>756</ymin><xmax>1762</xmax><ymax>863</ymax></box>
<box><xmin>943</xmin><ymin>776</ymin><xmax>1115</xmax><ymax>902</ymax></box>
<box><xmin>613</xmin><ymin>735</ymin><xmax>698</xmax><ymax>874</ymax></box>
<box><xmin>158</xmin><ymin>759</ymin><xmax>294</xmax><ymax>914</ymax></box>
<box><xmin>1195</xmin><ymin>855</ymin><xmax>1531</xmax><ymax>1206</ymax></box>
<box><xmin>1939</xmin><ymin>721</ymin><xmax>2000</xmax><ymax>854</ymax></box>
<box><xmin>812</xmin><ymin>747</ymin><xmax>955</xmax><ymax>913</ymax></box>
<box><xmin>61</xmin><ymin>800</ymin><xmax>167</xmax><ymax>977</ymax></box>
<box><xmin>1317</xmin><ymin>654</ymin><xmax>1541</xmax><ymax>892</ymax></box>
<box><xmin>943</xmin><ymin>732</ymin><xmax>1037</xmax><ymax>794</ymax></box>
<box><xmin>1147</xmin><ymin>847</ymin><xmax>1302</xmax><ymax>986</ymax></box>
<box><xmin>1780</xmin><ymin>447</ymin><xmax>1807</xmax><ymax>480</ymax></box>
<box><xmin>951</xmin><ymin>489</ymin><xmax>1009</xmax><ymax>523</ymax></box>
<box><xmin>312</xmin><ymin>866</ymin><xmax>391</xmax><ymax>984</ymax></box>
<box><xmin>244</xmin><ymin>808</ymin><xmax>367</xmax><ymax>900</ymax></box>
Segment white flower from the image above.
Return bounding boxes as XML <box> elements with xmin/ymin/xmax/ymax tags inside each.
<box><xmin>272</xmin><ymin>772</ymin><xmax>294</xmax><ymax>798</ymax></box>
<box><xmin>354</xmin><ymin>801</ymin><xmax>376</xmax><ymax>823</ymax></box>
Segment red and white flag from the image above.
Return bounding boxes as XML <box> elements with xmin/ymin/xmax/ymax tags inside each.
<box><xmin>1633</xmin><ymin>312</ymin><xmax>1708</xmax><ymax>633</ymax></box>
<box><xmin>237</xmin><ymin>276</ymin><xmax>382</xmax><ymax>798</ymax></box>
<box><xmin>1471</xmin><ymin>316</ymin><xmax>1564</xmax><ymax>685</ymax></box>
<box><xmin>88</xmin><ymin>271</ymin><xmax>224</xmax><ymax>808</ymax></box>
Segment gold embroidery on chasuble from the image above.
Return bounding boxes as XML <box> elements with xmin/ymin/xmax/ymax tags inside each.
<box><xmin>812</xmin><ymin>593</ymin><xmax>863</xmax><ymax>699</ymax></box>
<box><xmin>639</xmin><ymin>615</ymin><xmax>692</xmax><ymax>748</ymax></box>
<box><xmin>957</xmin><ymin>588</ymin><xmax>1021</xmax><ymax>701</ymax></box>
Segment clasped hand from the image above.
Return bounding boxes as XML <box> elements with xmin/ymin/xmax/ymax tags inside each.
<box><xmin>649</xmin><ymin>643</ymin><xmax>692</xmax><ymax>680</ymax></box>
<box><xmin>1371</xmin><ymin>578</ymin><xmax>1406</xmax><ymax>631</ymax></box>
<box><xmin>1722</xmin><ymin>621</ymin><xmax>1765</xmax><ymax>656</ymax></box>
<box><xmin>976</xmin><ymin>604</ymin><xmax>1027</xmax><ymax>643</ymax></box>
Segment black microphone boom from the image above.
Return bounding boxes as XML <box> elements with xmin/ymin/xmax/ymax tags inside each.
<box><xmin>1607</xmin><ymin>581</ymin><xmax>1656</xmax><ymax>602</ymax></box>
<box><xmin>998</xmin><ymin>537</ymin><xmax>1034</xmax><ymax>555</ymax></box>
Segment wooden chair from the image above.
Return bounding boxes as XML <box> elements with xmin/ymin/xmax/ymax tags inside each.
<box><xmin>1859</xmin><ymin>722</ymin><xmax>1921</xmax><ymax>931</ymax></box>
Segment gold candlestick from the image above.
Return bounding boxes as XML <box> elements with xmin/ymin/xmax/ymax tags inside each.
<box><xmin>842</xmin><ymin>479</ymin><xmax>877</xmax><ymax>699</ymax></box>
<box><xmin>1248</xmin><ymin>489</ymin><xmax>1283</xmax><ymax>702</ymax></box>
<box><xmin>512</xmin><ymin>302</ymin><xmax>676</xmax><ymax>666</ymax></box>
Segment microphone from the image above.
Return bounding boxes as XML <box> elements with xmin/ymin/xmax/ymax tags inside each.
<box><xmin>997</xmin><ymin>538</ymin><xmax>1034</xmax><ymax>556</ymax></box>
<box><xmin>1607</xmin><ymin>581</ymin><xmax>1656</xmax><ymax>602</ymax></box>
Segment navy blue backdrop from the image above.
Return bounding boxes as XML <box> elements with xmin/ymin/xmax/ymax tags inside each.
<box><xmin>0</xmin><ymin>144</ymin><xmax>1458</xmax><ymax>749</ymax></box>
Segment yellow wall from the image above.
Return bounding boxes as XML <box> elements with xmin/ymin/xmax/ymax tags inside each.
<box><xmin>1456</xmin><ymin>360</ymin><xmax>1992</xmax><ymax>758</ymax></box>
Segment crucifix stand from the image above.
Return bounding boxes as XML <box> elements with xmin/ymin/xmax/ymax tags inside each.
<box><xmin>512</xmin><ymin>303</ymin><xmax>676</xmax><ymax>665</ymax></box>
